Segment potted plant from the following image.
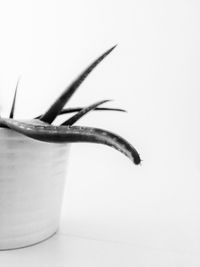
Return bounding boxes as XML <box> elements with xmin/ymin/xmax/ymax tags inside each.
<box><xmin>0</xmin><ymin>45</ymin><xmax>141</xmax><ymax>250</ymax></box>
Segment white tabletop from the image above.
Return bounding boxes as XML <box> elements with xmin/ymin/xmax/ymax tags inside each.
<box><xmin>0</xmin><ymin>233</ymin><xmax>196</xmax><ymax>267</ymax></box>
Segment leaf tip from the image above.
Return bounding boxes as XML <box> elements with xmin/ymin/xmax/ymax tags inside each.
<box><xmin>133</xmin><ymin>154</ymin><xmax>142</xmax><ymax>165</ymax></box>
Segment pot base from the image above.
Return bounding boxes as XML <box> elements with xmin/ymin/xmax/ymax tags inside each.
<box><xmin>0</xmin><ymin>227</ymin><xmax>58</xmax><ymax>251</ymax></box>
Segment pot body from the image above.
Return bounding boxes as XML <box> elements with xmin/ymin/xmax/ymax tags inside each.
<box><xmin>0</xmin><ymin>128</ymin><xmax>70</xmax><ymax>250</ymax></box>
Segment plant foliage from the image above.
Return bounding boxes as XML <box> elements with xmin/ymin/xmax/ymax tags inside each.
<box><xmin>0</xmin><ymin>46</ymin><xmax>141</xmax><ymax>165</ymax></box>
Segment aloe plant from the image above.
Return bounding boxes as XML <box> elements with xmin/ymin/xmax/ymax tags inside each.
<box><xmin>0</xmin><ymin>46</ymin><xmax>141</xmax><ymax>165</ymax></box>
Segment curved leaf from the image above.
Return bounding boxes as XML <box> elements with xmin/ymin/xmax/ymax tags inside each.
<box><xmin>39</xmin><ymin>45</ymin><xmax>117</xmax><ymax>124</ymax></box>
<box><xmin>0</xmin><ymin>118</ymin><xmax>141</xmax><ymax>165</ymax></box>
<box><xmin>61</xmin><ymin>99</ymin><xmax>111</xmax><ymax>126</ymax></box>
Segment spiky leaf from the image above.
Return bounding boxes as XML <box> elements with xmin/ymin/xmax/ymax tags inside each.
<box><xmin>9</xmin><ymin>78</ymin><xmax>20</xmax><ymax>119</ymax></box>
<box><xmin>39</xmin><ymin>45</ymin><xmax>117</xmax><ymax>124</ymax></box>
<box><xmin>61</xmin><ymin>99</ymin><xmax>111</xmax><ymax>126</ymax></box>
<box><xmin>35</xmin><ymin>106</ymin><xmax>126</xmax><ymax>119</ymax></box>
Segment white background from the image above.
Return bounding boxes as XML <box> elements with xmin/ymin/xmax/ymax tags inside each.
<box><xmin>0</xmin><ymin>0</ymin><xmax>200</xmax><ymax>266</ymax></box>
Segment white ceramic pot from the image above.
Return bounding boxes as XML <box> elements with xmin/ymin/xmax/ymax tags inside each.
<box><xmin>0</xmin><ymin>128</ymin><xmax>70</xmax><ymax>250</ymax></box>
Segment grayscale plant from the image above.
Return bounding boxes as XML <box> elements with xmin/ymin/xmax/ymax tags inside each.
<box><xmin>0</xmin><ymin>46</ymin><xmax>141</xmax><ymax>165</ymax></box>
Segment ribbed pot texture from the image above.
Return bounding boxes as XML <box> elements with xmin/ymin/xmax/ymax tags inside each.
<box><xmin>0</xmin><ymin>128</ymin><xmax>70</xmax><ymax>250</ymax></box>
